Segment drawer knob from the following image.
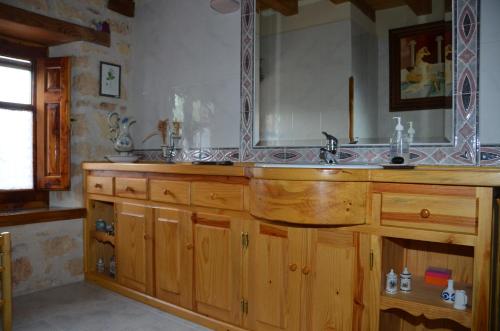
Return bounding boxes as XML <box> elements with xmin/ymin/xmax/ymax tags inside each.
<box><xmin>302</xmin><ymin>266</ymin><xmax>311</xmax><ymax>275</ymax></box>
<box><xmin>125</xmin><ymin>186</ymin><xmax>135</xmax><ymax>193</ymax></box>
<box><xmin>163</xmin><ymin>189</ymin><xmax>170</xmax><ymax>195</ymax></box>
<box><xmin>94</xmin><ymin>183</ymin><xmax>102</xmax><ymax>189</ymax></box>
<box><xmin>289</xmin><ymin>263</ymin><xmax>297</xmax><ymax>272</ymax></box>
<box><xmin>420</xmin><ymin>209</ymin><xmax>431</xmax><ymax>218</ymax></box>
<box><xmin>186</xmin><ymin>243</ymin><xmax>194</xmax><ymax>250</ymax></box>
<box><xmin>210</xmin><ymin>193</ymin><xmax>217</xmax><ymax>200</ymax></box>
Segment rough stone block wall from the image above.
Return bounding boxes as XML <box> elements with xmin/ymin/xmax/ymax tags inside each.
<box><xmin>0</xmin><ymin>0</ymin><xmax>133</xmax><ymax>296</ymax></box>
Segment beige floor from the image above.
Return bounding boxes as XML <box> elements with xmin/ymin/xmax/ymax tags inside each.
<box><xmin>14</xmin><ymin>281</ymin><xmax>211</xmax><ymax>331</ymax></box>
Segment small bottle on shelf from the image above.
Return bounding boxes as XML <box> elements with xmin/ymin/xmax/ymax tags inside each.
<box><xmin>441</xmin><ymin>279</ymin><xmax>455</xmax><ymax>303</ymax></box>
<box><xmin>386</xmin><ymin>269</ymin><xmax>398</xmax><ymax>294</ymax></box>
<box><xmin>109</xmin><ymin>255</ymin><xmax>116</xmax><ymax>278</ymax></box>
<box><xmin>97</xmin><ymin>257</ymin><xmax>105</xmax><ymax>273</ymax></box>
<box><xmin>400</xmin><ymin>266</ymin><xmax>412</xmax><ymax>292</ymax></box>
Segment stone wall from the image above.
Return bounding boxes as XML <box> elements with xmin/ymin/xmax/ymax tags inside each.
<box><xmin>0</xmin><ymin>0</ymin><xmax>133</xmax><ymax>296</ymax></box>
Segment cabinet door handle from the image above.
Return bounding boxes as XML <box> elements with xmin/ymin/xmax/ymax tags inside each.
<box><xmin>420</xmin><ymin>208</ymin><xmax>431</xmax><ymax>218</ymax></box>
<box><xmin>302</xmin><ymin>266</ymin><xmax>311</xmax><ymax>275</ymax></box>
<box><xmin>94</xmin><ymin>183</ymin><xmax>102</xmax><ymax>189</ymax></box>
<box><xmin>125</xmin><ymin>186</ymin><xmax>135</xmax><ymax>193</ymax></box>
<box><xmin>186</xmin><ymin>243</ymin><xmax>194</xmax><ymax>250</ymax></box>
<box><xmin>144</xmin><ymin>234</ymin><xmax>152</xmax><ymax>240</ymax></box>
<box><xmin>289</xmin><ymin>263</ymin><xmax>297</xmax><ymax>272</ymax></box>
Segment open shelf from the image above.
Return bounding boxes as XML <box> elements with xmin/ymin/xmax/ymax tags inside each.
<box><xmin>380</xmin><ymin>237</ymin><xmax>474</xmax><ymax>330</ymax></box>
<box><xmin>92</xmin><ymin>231</ymin><xmax>115</xmax><ymax>246</ymax></box>
<box><xmin>87</xmin><ymin>270</ymin><xmax>116</xmax><ymax>283</ymax></box>
<box><xmin>380</xmin><ymin>276</ymin><xmax>472</xmax><ymax>328</ymax></box>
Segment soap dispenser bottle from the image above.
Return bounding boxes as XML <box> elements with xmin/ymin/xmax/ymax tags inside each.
<box><xmin>407</xmin><ymin>121</ymin><xmax>415</xmax><ymax>144</ymax></box>
<box><xmin>389</xmin><ymin>117</ymin><xmax>409</xmax><ymax>164</ymax></box>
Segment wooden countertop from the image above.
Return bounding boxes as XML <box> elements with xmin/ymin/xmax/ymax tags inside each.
<box><xmin>82</xmin><ymin>162</ymin><xmax>500</xmax><ymax>187</ymax></box>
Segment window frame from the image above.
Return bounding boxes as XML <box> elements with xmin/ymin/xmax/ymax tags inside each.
<box><xmin>0</xmin><ymin>39</ymin><xmax>48</xmax><ymax>210</ymax></box>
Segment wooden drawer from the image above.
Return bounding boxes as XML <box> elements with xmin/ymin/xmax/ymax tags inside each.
<box><xmin>115</xmin><ymin>177</ymin><xmax>148</xmax><ymax>199</ymax></box>
<box><xmin>375</xmin><ymin>183</ymin><xmax>478</xmax><ymax>234</ymax></box>
<box><xmin>150</xmin><ymin>180</ymin><xmax>190</xmax><ymax>205</ymax></box>
<box><xmin>87</xmin><ymin>176</ymin><xmax>113</xmax><ymax>195</ymax></box>
<box><xmin>250</xmin><ymin>179</ymin><xmax>367</xmax><ymax>225</ymax></box>
<box><xmin>191</xmin><ymin>182</ymin><xmax>244</xmax><ymax>211</ymax></box>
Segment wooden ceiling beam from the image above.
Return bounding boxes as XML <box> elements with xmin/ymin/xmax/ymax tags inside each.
<box><xmin>330</xmin><ymin>0</ymin><xmax>376</xmax><ymax>21</ymax></box>
<box><xmin>404</xmin><ymin>0</ymin><xmax>432</xmax><ymax>16</ymax></box>
<box><xmin>257</xmin><ymin>0</ymin><xmax>298</xmax><ymax>16</ymax></box>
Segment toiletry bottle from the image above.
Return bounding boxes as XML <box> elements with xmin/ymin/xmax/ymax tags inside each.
<box><xmin>400</xmin><ymin>266</ymin><xmax>412</xmax><ymax>292</ymax></box>
<box><xmin>389</xmin><ymin>117</ymin><xmax>409</xmax><ymax>164</ymax></box>
<box><xmin>386</xmin><ymin>269</ymin><xmax>398</xmax><ymax>294</ymax></box>
<box><xmin>407</xmin><ymin>121</ymin><xmax>415</xmax><ymax>144</ymax></box>
<box><xmin>97</xmin><ymin>257</ymin><xmax>105</xmax><ymax>274</ymax></box>
<box><xmin>109</xmin><ymin>255</ymin><xmax>116</xmax><ymax>278</ymax></box>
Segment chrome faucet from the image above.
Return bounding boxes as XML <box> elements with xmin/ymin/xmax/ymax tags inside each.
<box><xmin>320</xmin><ymin>131</ymin><xmax>338</xmax><ymax>164</ymax></box>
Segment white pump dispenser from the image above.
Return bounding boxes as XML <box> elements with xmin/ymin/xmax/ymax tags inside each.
<box><xmin>389</xmin><ymin>117</ymin><xmax>409</xmax><ymax>163</ymax></box>
<box><xmin>407</xmin><ymin>121</ymin><xmax>415</xmax><ymax>143</ymax></box>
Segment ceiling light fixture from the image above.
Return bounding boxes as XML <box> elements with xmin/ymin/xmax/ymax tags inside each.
<box><xmin>210</xmin><ymin>0</ymin><xmax>240</xmax><ymax>14</ymax></box>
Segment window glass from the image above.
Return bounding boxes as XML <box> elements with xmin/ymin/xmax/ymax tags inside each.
<box><xmin>0</xmin><ymin>63</ymin><xmax>32</xmax><ymax>104</ymax></box>
<box><xmin>0</xmin><ymin>109</ymin><xmax>34</xmax><ymax>190</ymax></box>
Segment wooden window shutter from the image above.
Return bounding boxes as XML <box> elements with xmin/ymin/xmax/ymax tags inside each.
<box><xmin>35</xmin><ymin>57</ymin><xmax>71</xmax><ymax>190</ymax></box>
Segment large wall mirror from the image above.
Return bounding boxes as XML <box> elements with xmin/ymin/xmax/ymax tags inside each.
<box><xmin>240</xmin><ymin>0</ymin><xmax>480</xmax><ymax>165</ymax></box>
<box><xmin>254</xmin><ymin>0</ymin><xmax>452</xmax><ymax>147</ymax></box>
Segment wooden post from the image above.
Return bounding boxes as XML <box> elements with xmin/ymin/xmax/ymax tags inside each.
<box><xmin>1</xmin><ymin>232</ymin><xmax>12</xmax><ymax>331</ymax></box>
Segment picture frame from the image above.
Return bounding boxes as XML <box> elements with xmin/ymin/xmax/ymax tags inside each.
<box><xmin>389</xmin><ymin>21</ymin><xmax>452</xmax><ymax>111</ymax></box>
<box><xmin>99</xmin><ymin>62</ymin><xmax>121</xmax><ymax>98</ymax></box>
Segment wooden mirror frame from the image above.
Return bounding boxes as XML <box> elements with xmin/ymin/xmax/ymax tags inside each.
<box><xmin>239</xmin><ymin>0</ymin><xmax>481</xmax><ymax>165</ymax></box>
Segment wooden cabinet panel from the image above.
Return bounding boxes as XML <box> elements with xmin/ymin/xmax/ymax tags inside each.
<box><xmin>191</xmin><ymin>182</ymin><xmax>244</xmax><ymax>211</ymax></box>
<box><xmin>250</xmin><ymin>180</ymin><xmax>367</xmax><ymax>225</ymax></box>
<box><xmin>150</xmin><ymin>179</ymin><xmax>190</xmax><ymax>205</ymax></box>
<box><xmin>249</xmin><ymin>222</ymin><xmax>304</xmax><ymax>331</ymax></box>
<box><xmin>116</xmin><ymin>202</ymin><xmax>153</xmax><ymax>294</ymax></box>
<box><xmin>36</xmin><ymin>57</ymin><xmax>70</xmax><ymax>190</ymax></box>
<box><xmin>193</xmin><ymin>211</ymin><xmax>242</xmax><ymax>325</ymax></box>
<box><xmin>87</xmin><ymin>176</ymin><xmax>113</xmax><ymax>195</ymax></box>
<box><xmin>115</xmin><ymin>177</ymin><xmax>147</xmax><ymax>199</ymax></box>
<box><xmin>154</xmin><ymin>207</ymin><xmax>193</xmax><ymax>309</ymax></box>
<box><xmin>375</xmin><ymin>183</ymin><xmax>478</xmax><ymax>234</ymax></box>
<box><xmin>305</xmin><ymin>229</ymin><xmax>364</xmax><ymax>331</ymax></box>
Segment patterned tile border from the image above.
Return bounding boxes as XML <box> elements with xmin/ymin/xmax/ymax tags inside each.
<box><xmin>239</xmin><ymin>0</ymin><xmax>482</xmax><ymax>165</ymax></box>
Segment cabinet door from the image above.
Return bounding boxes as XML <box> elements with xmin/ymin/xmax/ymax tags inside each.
<box><xmin>116</xmin><ymin>202</ymin><xmax>153</xmax><ymax>295</ymax></box>
<box><xmin>249</xmin><ymin>221</ymin><xmax>305</xmax><ymax>331</ymax></box>
<box><xmin>193</xmin><ymin>211</ymin><xmax>243</xmax><ymax>325</ymax></box>
<box><xmin>154</xmin><ymin>207</ymin><xmax>193</xmax><ymax>309</ymax></box>
<box><xmin>304</xmin><ymin>229</ymin><xmax>366</xmax><ymax>331</ymax></box>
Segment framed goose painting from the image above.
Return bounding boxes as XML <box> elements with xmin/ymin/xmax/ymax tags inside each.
<box><xmin>389</xmin><ymin>21</ymin><xmax>452</xmax><ymax>111</ymax></box>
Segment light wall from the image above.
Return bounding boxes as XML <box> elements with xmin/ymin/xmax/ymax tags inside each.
<box><xmin>129</xmin><ymin>0</ymin><xmax>241</xmax><ymax>150</ymax></box>
<box><xmin>0</xmin><ymin>0</ymin><xmax>133</xmax><ymax>296</ymax></box>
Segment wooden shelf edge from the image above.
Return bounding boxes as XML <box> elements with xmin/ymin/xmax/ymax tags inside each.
<box><xmin>0</xmin><ymin>3</ymin><xmax>110</xmax><ymax>47</ymax></box>
<box><xmin>0</xmin><ymin>207</ymin><xmax>86</xmax><ymax>226</ymax></box>
<box><xmin>92</xmin><ymin>231</ymin><xmax>115</xmax><ymax>246</ymax></box>
<box><xmin>380</xmin><ymin>293</ymin><xmax>472</xmax><ymax>328</ymax></box>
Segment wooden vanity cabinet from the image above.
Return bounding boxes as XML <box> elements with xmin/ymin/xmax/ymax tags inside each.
<box><xmin>154</xmin><ymin>206</ymin><xmax>194</xmax><ymax>309</ymax></box>
<box><xmin>115</xmin><ymin>202</ymin><xmax>154</xmax><ymax>295</ymax></box>
<box><xmin>84</xmin><ymin>164</ymin><xmax>498</xmax><ymax>331</ymax></box>
<box><xmin>248</xmin><ymin>221</ymin><xmax>369</xmax><ymax>331</ymax></box>
<box><xmin>249</xmin><ymin>222</ymin><xmax>304</xmax><ymax>331</ymax></box>
<box><xmin>192</xmin><ymin>211</ymin><xmax>245</xmax><ymax>326</ymax></box>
